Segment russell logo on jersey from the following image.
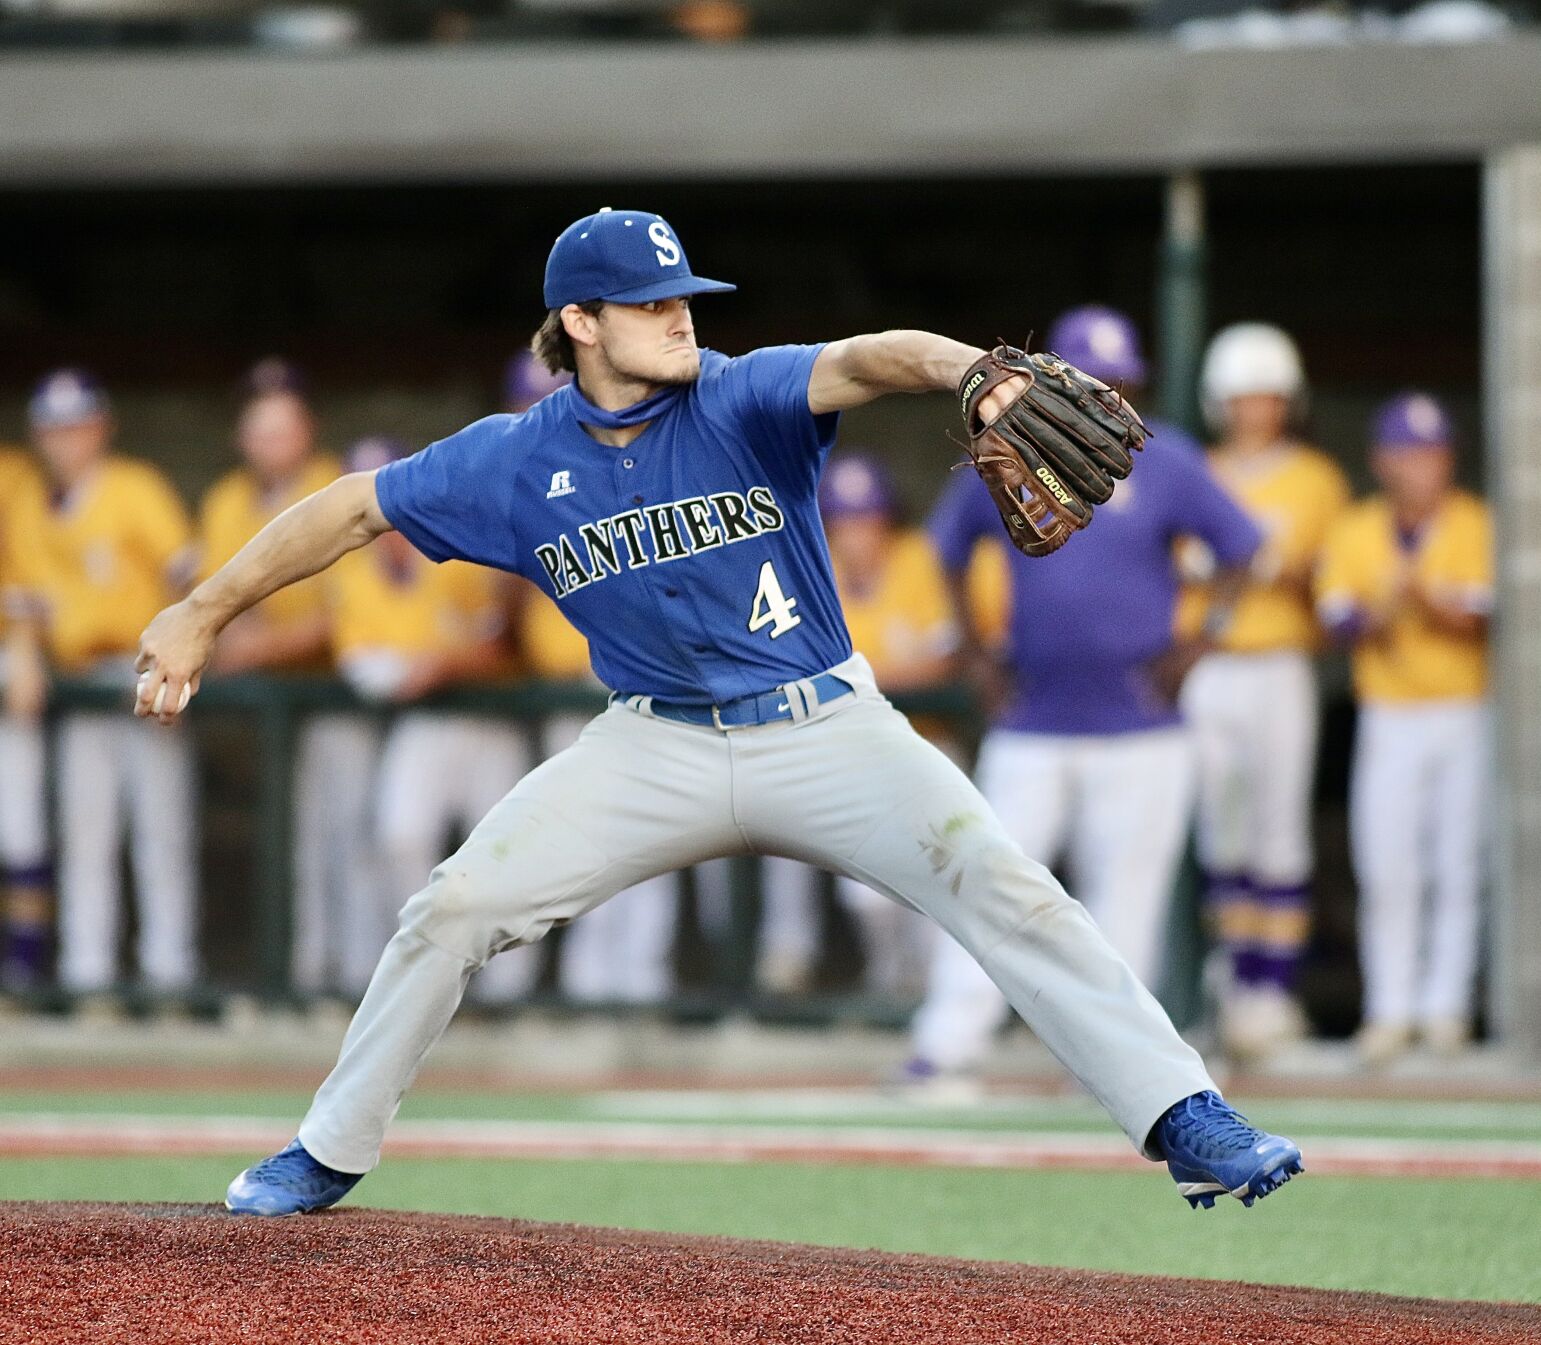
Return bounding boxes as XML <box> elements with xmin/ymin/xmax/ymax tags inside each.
<box><xmin>533</xmin><ymin>484</ymin><xmax>786</xmax><ymax>599</ymax></box>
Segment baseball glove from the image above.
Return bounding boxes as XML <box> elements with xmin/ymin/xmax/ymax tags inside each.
<box><xmin>957</xmin><ymin>345</ymin><xmax>1148</xmax><ymax>558</ymax></box>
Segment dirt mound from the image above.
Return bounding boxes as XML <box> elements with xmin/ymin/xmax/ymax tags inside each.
<box><xmin>1</xmin><ymin>1203</ymin><xmax>1534</xmax><ymax>1344</ymax></box>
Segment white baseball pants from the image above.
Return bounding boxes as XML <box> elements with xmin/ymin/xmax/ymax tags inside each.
<box><xmin>291</xmin><ymin>715</ymin><xmax>385</xmax><ymax>998</ymax></box>
<box><xmin>1351</xmin><ymin>700</ymin><xmax>1489</xmax><ymax>1027</ymax></box>
<box><xmin>910</xmin><ymin>727</ymin><xmax>1197</xmax><ymax>1072</ymax></box>
<box><xmin>0</xmin><ymin>712</ymin><xmax>49</xmax><ymax>876</ymax></box>
<box><xmin>56</xmin><ymin>710</ymin><xmax>198</xmax><ymax>992</ymax></box>
<box><xmin>298</xmin><ymin>655</ymin><xmax>1215</xmax><ymax>1172</ymax></box>
<box><xmin>1181</xmin><ymin>651</ymin><xmax>1318</xmax><ymax>887</ymax></box>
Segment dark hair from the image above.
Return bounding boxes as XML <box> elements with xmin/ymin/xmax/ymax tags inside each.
<box><xmin>532</xmin><ymin>301</ymin><xmax>605</xmax><ymax>375</ymax></box>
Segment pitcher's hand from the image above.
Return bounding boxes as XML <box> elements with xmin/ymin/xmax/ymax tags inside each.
<box><xmin>134</xmin><ymin>600</ymin><xmax>216</xmax><ymax>724</ymax></box>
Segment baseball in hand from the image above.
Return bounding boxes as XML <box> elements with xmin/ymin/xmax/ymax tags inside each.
<box><xmin>141</xmin><ymin>676</ymin><xmax>192</xmax><ymax>716</ymax></box>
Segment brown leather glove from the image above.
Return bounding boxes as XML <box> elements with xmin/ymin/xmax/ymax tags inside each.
<box><xmin>958</xmin><ymin>345</ymin><xmax>1148</xmax><ymax>557</ymax></box>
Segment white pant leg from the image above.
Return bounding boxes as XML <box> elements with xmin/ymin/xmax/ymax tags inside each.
<box><xmin>292</xmin><ymin>715</ymin><xmax>383</xmax><ymax>996</ymax></box>
<box><xmin>908</xmin><ymin>730</ymin><xmax>1065</xmax><ymax>1074</ymax></box>
<box><xmin>1068</xmin><ymin>730</ymin><xmax>1197</xmax><ymax>988</ymax></box>
<box><xmin>759</xmin><ymin>856</ymin><xmax>821</xmax><ymax>967</ymax></box>
<box><xmin>123</xmin><ymin>718</ymin><xmax>200</xmax><ymax>991</ymax></box>
<box><xmin>1247</xmin><ymin>654</ymin><xmax>1318</xmax><ymax>888</ymax></box>
<box><xmin>561</xmin><ymin>871</ymin><xmax>679</xmax><ymax>1002</ymax></box>
<box><xmin>1419</xmin><ymin>702</ymin><xmax>1489</xmax><ymax>1024</ymax></box>
<box><xmin>56</xmin><ymin>714</ymin><xmax>125</xmax><ymax>992</ymax></box>
<box><xmin>1351</xmin><ymin>704</ymin><xmax>1427</xmax><ymax>1027</ymax></box>
<box><xmin>300</xmin><ymin>703</ymin><xmax>745</xmax><ymax>1172</ymax></box>
<box><xmin>0</xmin><ymin>713</ymin><xmax>49</xmax><ymax>876</ymax></box>
<box><xmin>742</xmin><ymin>675</ymin><xmax>1215</xmax><ymax>1153</ymax></box>
<box><xmin>1182</xmin><ymin>656</ymin><xmax>1253</xmax><ymax>880</ymax></box>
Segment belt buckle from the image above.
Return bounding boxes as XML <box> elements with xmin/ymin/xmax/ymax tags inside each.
<box><xmin>711</xmin><ymin>703</ymin><xmax>728</xmax><ymax>732</ymax></box>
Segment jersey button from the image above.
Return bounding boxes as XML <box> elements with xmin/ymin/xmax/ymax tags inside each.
<box><xmin>623</xmin><ymin>458</ymin><xmax>634</xmax><ymax>468</ymax></box>
<box><xmin>664</xmin><ymin>587</ymin><xmax>679</xmax><ymax>597</ymax></box>
<box><xmin>633</xmin><ymin>494</ymin><xmax>643</xmax><ymax>505</ymax></box>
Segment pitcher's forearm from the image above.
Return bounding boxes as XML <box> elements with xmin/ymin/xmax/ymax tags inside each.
<box><xmin>187</xmin><ymin>472</ymin><xmax>388</xmax><ymax>636</ymax></box>
<box><xmin>809</xmin><ymin>331</ymin><xmax>986</xmax><ymax>412</ymax></box>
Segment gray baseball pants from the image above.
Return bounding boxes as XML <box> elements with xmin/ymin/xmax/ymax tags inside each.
<box><xmin>297</xmin><ymin>653</ymin><xmax>1215</xmax><ymax>1172</ymax></box>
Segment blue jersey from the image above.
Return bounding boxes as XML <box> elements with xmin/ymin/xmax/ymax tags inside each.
<box><xmin>375</xmin><ymin>345</ymin><xmax>851</xmax><ymax>703</ymax></box>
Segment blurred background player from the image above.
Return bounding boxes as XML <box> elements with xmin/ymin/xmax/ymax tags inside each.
<box><xmin>327</xmin><ymin>435</ymin><xmax>537</xmax><ymax>1005</ymax></box>
<box><xmin>1181</xmin><ymin>322</ymin><xmax>1350</xmax><ymax>1061</ymax></box>
<box><xmin>503</xmin><ymin>352</ymin><xmax>679</xmax><ymax>1005</ymax></box>
<box><xmin>6</xmin><ymin>371</ymin><xmax>198</xmax><ymax>1010</ymax></box>
<box><xmin>0</xmin><ymin>434</ymin><xmax>50</xmax><ymax>998</ymax></box>
<box><xmin>197</xmin><ymin>360</ymin><xmax>364</xmax><ymax>1003</ymax></box>
<box><xmin>902</xmin><ymin>307</ymin><xmax>1260</xmax><ymax>1086</ymax></box>
<box><xmin>1316</xmin><ymin>393</ymin><xmax>1492</xmax><ymax>1065</ymax></box>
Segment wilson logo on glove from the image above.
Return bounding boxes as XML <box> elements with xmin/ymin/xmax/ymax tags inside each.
<box><xmin>956</xmin><ymin>344</ymin><xmax>1147</xmax><ymax>558</ymax></box>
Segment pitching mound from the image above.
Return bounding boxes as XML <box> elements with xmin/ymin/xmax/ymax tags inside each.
<box><xmin>2</xmin><ymin>1203</ymin><xmax>1535</xmax><ymax>1344</ymax></box>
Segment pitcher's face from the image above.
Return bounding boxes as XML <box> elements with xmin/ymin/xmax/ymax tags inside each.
<box><xmin>580</xmin><ymin>298</ymin><xmax>700</xmax><ymax>387</ymax></box>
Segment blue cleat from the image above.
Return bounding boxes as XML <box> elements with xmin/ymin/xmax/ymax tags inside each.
<box><xmin>1155</xmin><ymin>1091</ymin><xmax>1304</xmax><ymax>1210</ymax></box>
<box><xmin>224</xmin><ymin>1139</ymin><xmax>364</xmax><ymax>1216</ymax></box>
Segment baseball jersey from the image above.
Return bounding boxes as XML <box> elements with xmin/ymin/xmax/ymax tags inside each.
<box><xmin>1315</xmin><ymin>490</ymin><xmax>1492</xmax><ymax>704</ymax></box>
<box><xmin>200</xmin><ymin>457</ymin><xmax>341</xmax><ymax>649</ymax></box>
<box><xmin>0</xmin><ymin>446</ymin><xmax>43</xmax><ymax>640</ymax></box>
<box><xmin>931</xmin><ymin>421</ymin><xmax>1261</xmax><ymax>736</ymax></box>
<box><xmin>1180</xmin><ymin>443</ymin><xmax>1350</xmax><ymax>653</ymax></box>
<box><xmin>520</xmin><ymin>588</ymin><xmax>593</xmax><ymax>681</ymax></box>
<box><xmin>4</xmin><ymin>458</ymin><xmax>193</xmax><ymax>671</ymax></box>
<box><xmin>834</xmin><ymin>528</ymin><xmax>957</xmax><ymax>684</ymax></box>
<box><xmin>328</xmin><ymin>546</ymin><xmax>505</xmax><ymax>664</ymax></box>
<box><xmin>376</xmin><ymin>346</ymin><xmax>847</xmax><ymax>704</ymax></box>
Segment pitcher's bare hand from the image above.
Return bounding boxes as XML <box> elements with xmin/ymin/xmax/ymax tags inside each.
<box><xmin>134</xmin><ymin>599</ymin><xmax>215</xmax><ymax>723</ymax></box>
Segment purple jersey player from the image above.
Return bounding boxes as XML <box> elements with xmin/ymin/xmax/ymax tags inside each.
<box><xmin>905</xmin><ymin>306</ymin><xmax>1260</xmax><ymax>1085</ymax></box>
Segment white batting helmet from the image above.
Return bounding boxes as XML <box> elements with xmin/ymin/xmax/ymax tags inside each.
<box><xmin>1200</xmin><ymin>323</ymin><xmax>1306</xmax><ymax>431</ymax></box>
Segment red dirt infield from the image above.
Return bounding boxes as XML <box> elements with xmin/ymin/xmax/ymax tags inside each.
<box><xmin>2</xmin><ymin>1203</ymin><xmax>1536</xmax><ymax>1344</ymax></box>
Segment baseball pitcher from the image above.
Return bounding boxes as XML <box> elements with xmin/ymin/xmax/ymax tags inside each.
<box><xmin>1316</xmin><ymin>393</ymin><xmax>1492</xmax><ymax>1065</ymax></box>
<box><xmin>134</xmin><ymin>209</ymin><xmax>1302</xmax><ymax>1215</ymax></box>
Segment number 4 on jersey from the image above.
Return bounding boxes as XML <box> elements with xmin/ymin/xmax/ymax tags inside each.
<box><xmin>748</xmin><ymin>559</ymin><xmax>801</xmax><ymax>639</ymax></box>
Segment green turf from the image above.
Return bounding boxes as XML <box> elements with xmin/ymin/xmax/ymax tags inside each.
<box><xmin>1</xmin><ymin>1153</ymin><xmax>1535</xmax><ymax>1303</ymax></box>
<box><xmin>4</xmin><ymin>1088</ymin><xmax>1541</xmax><ymax>1142</ymax></box>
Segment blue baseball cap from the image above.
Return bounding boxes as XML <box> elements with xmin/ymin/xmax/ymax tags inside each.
<box><xmin>543</xmin><ymin>208</ymin><xmax>735</xmax><ymax>309</ymax></box>
<box><xmin>819</xmin><ymin>454</ymin><xmax>899</xmax><ymax>521</ymax></box>
<box><xmin>1372</xmin><ymin>392</ymin><xmax>1453</xmax><ymax>452</ymax></box>
<box><xmin>29</xmin><ymin>369</ymin><xmax>110</xmax><ymax>428</ymax></box>
<box><xmin>1048</xmin><ymin>306</ymin><xmax>1146</xmax><ymax>385</ymax></box>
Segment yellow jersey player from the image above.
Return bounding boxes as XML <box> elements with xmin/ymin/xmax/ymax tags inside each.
<box><xmin>6</xmin><ymin>371</ymin><xmax>198</xmax><ymax>1010</ymax></box>
<box><xmin>199</xmin><ymin>361</ymin><xmax>359</xmax><ymax>1003</ymax></box>
<box><xmin>325</xmin><ymin>436</ymin><xmax>535</xmax><ymax>1005</ymax></box>
<box><xmin>0</xmin><ymin>441</ymin><xmax>51</xmax><ymax>997</ymax></box>
<box><xmin>1182</xmin><ymin>323</ymin><xmax>1351</xmax><ymax>1061</ymax></box>
<box><xmin>1316</xmin><ymin>394</ymin><xmax>1491</xmax><ymax>1065</ymax></box>
<box><xmin>199</xmin><ymin>361</ymin><xmax>340</xmax><ymax>674</ymax></box>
